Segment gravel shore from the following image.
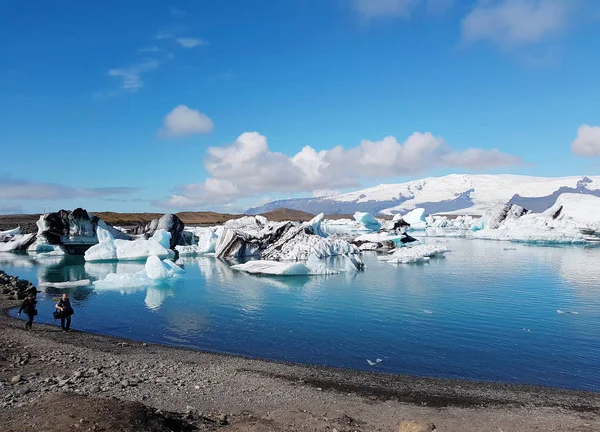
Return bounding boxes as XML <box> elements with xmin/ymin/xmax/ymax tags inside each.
<box><xmin>1</xmin><ymin>284</ymin><xmax>599</xmax><ymax>431</ymax></box>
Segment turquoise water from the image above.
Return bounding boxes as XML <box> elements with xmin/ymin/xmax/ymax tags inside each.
<box><xmin>2</xmin><ymin>238</ymin><xmax>600</xmax><ymax>391</ymax></box>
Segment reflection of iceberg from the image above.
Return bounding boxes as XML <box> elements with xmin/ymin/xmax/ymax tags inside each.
<box><xmin>144</xmin><ymin>286</ymin><xmax>173</xmax><ymax>310</ymax></box>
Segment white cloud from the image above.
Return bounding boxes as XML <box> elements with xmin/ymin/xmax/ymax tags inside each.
<box><xmin>0</xmin><ymin>177</ymin><xmax>138</xmax><ymax>200</ymax></box>
<box><xmin>161</xmin><ymin>131</ymin><xmax>521</xmax><ymax>208</ymax></box>
<box><xmin>107</xmin><ymin>60</ymin><xmax>159</xmax><ymax>91</ymax></box>
<box><xmin>462</xmin><ymin>0</ymin><xmax>573</xmax><ymax>46</ymax></box>
<box><xmin>572</xmin><ymin>125</ymin><xmax>600</xmax><ymax>157</ymax></box>
<box><xmin>353</xmin><ymin>0</ymin><xmax>452</xmax><ymax>18</ymax></box>
<box><xmin>441</xmin><ymin>148</ymin><xmax>522</xmax><ymax>168</ymax></box>
<box><xmin>160</xmin><ymin>105</ymin><xmax>214</xmax><ymax>137</ymax></box>
<box><xmin>175</xmin><ymin>37</ymin><xmax>208</xmax><ymax>48</ymax></box>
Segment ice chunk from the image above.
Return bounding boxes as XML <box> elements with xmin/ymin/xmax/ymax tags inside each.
<box><xmin>379</xmin><ymin>245</ymin><xmax>448</xmax><ymax>264</ymax></box>
<box><xmin>231</xmin><ymin>259</ymin><xmax>339</xmax><ymax>276</ymax></box>
<box><xmin>403</xmin><ymin>208</ymin><xmax>427</xmax><ymax>230</ymax></box>
<box><xmin>39</xmin><ymin>279</ymin><xmax>91</xmax><ymax>289</ymax></box>
<box><xmin>176</xmin><ymin>228</ymin><xmax>218</xmax><ymax>256</ymax></box>
<box><xmin>93</xmin><ymin>255</ymin><xmax>184</xmax><ymax>289</ymax></box>
<box><xmin>304</xmin><ymin>213</ymin><xmax>328</xmax><ymax>237</ymax></box>
<box><xmin>0</xmin><ymin>227</ymin><xmax>20</xmax><ymax>241</ymax></box>
<box><xmin>152</xmin><ymin>229</ymin><xmax>171</xmax><ymax>250</ymax></box>
<box><xmin>0</xmin><ymin>233</ymin><xmax>36</xmax><ymax>252</ymax></box>
<box><xmin>353</xmin><ymin>212</ymin><xmax>381</xmax><ymax>231</ymax></box>
<box><xmin>85</xmin><ymin>227</ymin><xmax>173</xmax><ymax>262</ymax></box>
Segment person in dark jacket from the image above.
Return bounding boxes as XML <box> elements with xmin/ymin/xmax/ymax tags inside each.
<box><xmin>18</xmin><ymin>293</ymin><xmax>37</xmax><ymax>330</ymax></box>
<box><xmin>55</xmin><ymin>293</ymin><xmax>74</xmax><ymax>332</ymax></box>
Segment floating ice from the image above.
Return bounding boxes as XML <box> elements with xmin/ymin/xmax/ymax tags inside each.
<box><xmin>0</xmin><ymin>227</ymin><xmax>20</xmax><ymax>241</ymax></box>
<box><xmin>423</xmin><ymin>310</ymin><xmax>434</xmax><ymax>314</ymax></box>
<box><xmin>353</xmin><ymin>212</ymin><xmax>381</xmax><ymax>231</ymax></box>
<box><xmin>304</xmin><ymin>213</ymin><xmax>328</xmax><ymax>238</ymax></box>
<box><xmin>366</xmin><ymin>358</ymin><xmax>383</xmax><ymax>366</ymax></box>
<box><xmin>231</xmin><ymin>253</ymin><xmax>363</xmax><ymax>276</ymax></box>
<box><xmin>379</xmin><ymin>245</ymin><xmax>448</xmax><ymax>264</ymax></box>
<box><xmin>403</xmin><ymin>208</ymin><xmax>427</xmax><ymax>230</ymax></box>
<box><xmin>0</xmin><ymin>233</ymin><xmax>36</xmax><ymax>252</ymax></box>
<box><xmin>85</xmin><ymin>227</ymin><xmax>174</xmax><ymax>262</ymax></box>
<box><xmin>557</xmin><ymin>309</ymin><xmax>579</xmax><ymax>315</ymax></box>
<box><xmin>39</xmin><ymin>279</ymin><xmax>91</xmax><ymax>289</ymax></box>
<box><xmin>93</xmin><ymin>255</ymin><xmax>184</xmax><ymax>289</ymax></box>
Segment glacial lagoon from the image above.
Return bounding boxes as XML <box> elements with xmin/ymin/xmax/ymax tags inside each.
<box><xmin>3</xmin><ymin>237</ymin><xmax>600</xmax><ymax>391</ymax></box>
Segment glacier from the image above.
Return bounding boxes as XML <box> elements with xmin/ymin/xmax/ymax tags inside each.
<box><xmin>247</xmin><ymin>174</ymin><xmax>600</xmax><ymax>216</ymax></box>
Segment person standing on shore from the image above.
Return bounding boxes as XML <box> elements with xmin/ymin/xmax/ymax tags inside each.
<box><xmin>18</xmin><ymin>293</ymin><xmax>37</xmax><ymax>330</ymax></box>
<box><xmin>55</xmin><ymin>293</ymin><xmax>74</xmax><ymax>332</ymax></box>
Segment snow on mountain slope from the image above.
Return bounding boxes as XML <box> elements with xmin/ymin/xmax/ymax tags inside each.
<box><xmin>246</xmin><ymin>174</ymin><xmax>600</xmax><ymax>216</ymax></box>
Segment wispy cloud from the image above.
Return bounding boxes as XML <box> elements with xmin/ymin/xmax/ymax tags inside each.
<box><xmin>461</xmin><ymin>0</ymin><xmax>578</xmax><ymax>47</ymax></box>
<box><xmin>0</xmin><ymin>177</ymin><xmax>138</xmax><ymax>200</ymax></box>
<box><xmin>352</xmin><ymin>0</ymin><xmax>453</xmax><ymax>19</ymax></box>
<box><xmin>170</xmin><ymin>6</ymin><xmax>187</xmax><ymax>17</ymax></box>
<box><xmin>156</xmin><ymin>33</ymin><xmax>209</xmax><ymax>48</ymax></box>
<box><xmin>175</xmin><ymin>37</ymin><xmax>209</xmax><ymax>48</ymax></box>
<box><xmin>107</xmin><ymin>59</ymin><xmax>159</xmax><ymax>92</ymax></box>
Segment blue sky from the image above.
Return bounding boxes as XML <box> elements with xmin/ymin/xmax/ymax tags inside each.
<box><xmin>1</xmin><ymin>0</ymin><xmax>600</xmax><ymax>214</ymax></box>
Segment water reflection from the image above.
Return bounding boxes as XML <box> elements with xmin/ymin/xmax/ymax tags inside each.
<box><xmin>3</xmin><ymin>239</ymin><xmax>600</xmax><ymax>391</ymax></box>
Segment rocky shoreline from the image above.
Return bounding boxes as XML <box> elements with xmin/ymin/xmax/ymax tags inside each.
<box><xmin>1</xmin><ymin>274</ymin><xmax>599</xmax><ymax>431</ymax></box>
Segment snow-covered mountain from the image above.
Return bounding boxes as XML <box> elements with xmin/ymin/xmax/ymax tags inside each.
<box><xmin>246</xmin><ymin>174</ymin><xmax>600</xmax><ymax>216</ymax></box>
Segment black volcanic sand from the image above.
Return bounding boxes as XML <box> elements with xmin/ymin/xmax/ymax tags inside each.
<box><xmin>1</xmin><ymin>285</ymin><xmax>599</xmax><ymax>431</ymax></box>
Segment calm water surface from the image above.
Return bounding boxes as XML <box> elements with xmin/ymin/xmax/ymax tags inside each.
<box><xmin>2</xmin><ymin>238</ymin><xmax>600</xmax><ymax>391</ymax></box>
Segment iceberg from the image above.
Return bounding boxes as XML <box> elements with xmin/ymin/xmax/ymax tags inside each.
<box><xmin>231</xmin><ymin>254</ymin><xmax>363</xmax><ymax>276</ymax></box>
<box><xmin>39</xmin><ymin>279</ymin><xmax>91</xmax><ymax>289</ymax></box>
<box><xmin>0</xmin><ymin>227</ymin><xmax>20</xmax><ymax>241</ymax></box>
<box><xmin>0</xmin><ymin>233</ymin><xmax>36</xmax><ymax>252</ymax></box>
<box><xmin>304</xmin><ymin>213</ymin><xmax>328</xmax><ymax>237</ymax></box>
<box><xmin>93</xmin><ymin>255</ymin><xmax>184</xmax><ymax>289</ymax></box>
<box><xmin>85</xmin><ymin>227</ymin><xmax>174</xmax><ymax>262</ymax></box>
<box><xmin>379</xmin><ymin>245</ymin><xmax>448</xmax><ymax>264</ymax></box>
<box><xmin>472</xmin><ymin>194</ymin><xmax>600</xmax><ymax>244</ymax></box>
<box><xmin>403</xmin><ymin>208</ymin><xmax>427</xmax><ymax>230</ymax></box>
<box><xmin>353</xmin><ymin>212</ymin><xmax>381</xmax><ymax>231</ymax></box>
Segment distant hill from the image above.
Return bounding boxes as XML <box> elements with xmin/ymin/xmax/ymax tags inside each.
<box><xmin>246</xmin><ymin>174</ymin><xmax>600</xmax><ymax>216</ymax></box>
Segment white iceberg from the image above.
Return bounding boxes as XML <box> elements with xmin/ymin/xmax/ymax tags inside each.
<box><xmin>85</xmin><ymin>227</ymin><xmax>174</xmax><ymax>262</ymax></box>
<box><xmin>230</xmin><ymin>254</ymin><xmax>363</xmax><ymax>276</ymax></box>
<box><xmin>353</xmin><ymin>212</ymin><xmax>381</xmax><ymax>231</ymax></box>
<box><xmin>403</xmin><ymin>208</ymin><xmax>427</xmax><ymax>230</ymax></box>
<box><xmin>93</xmin><ymin>255</ymin><xmax>184</xmax><ymax>289</ymax></box>
<box><xmin>176</xmin><ymin>227</ymin><xmax>219</xmax><ymax>256</ymax></box>
<box><xmin>379</xmin><ymin>245</ymin><xmax>448</xmax><ymax>264</ymax></box>
<box><xmin>39</xmin><ymin>279</ymin><xmax>92</xmax><ymax>289</ymax></box>
<box><xmin>473</xmin><ymin>194</ymin><xmax>600</xmax><ymax>244</ymax></box>
<box><xmin>304</xmin><ymin>213</ymin><xmax>328</xmax><ymax>238</ymax></box>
